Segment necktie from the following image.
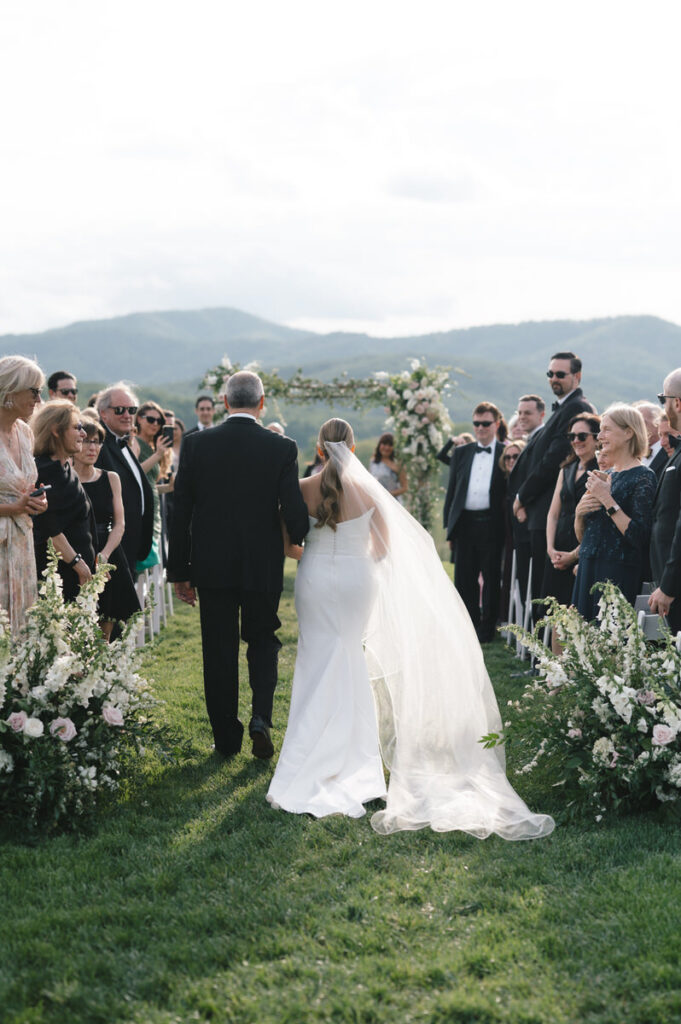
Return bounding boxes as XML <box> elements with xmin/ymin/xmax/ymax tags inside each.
<box><xmin>476</xmin><ymin>445</ymin><xmax>492</xmax><ymax>454</ymax></box>
<box><xmin>551</xmin><ymin>401</ymin><xmax>559</xmax><ymax>412</ymax></box>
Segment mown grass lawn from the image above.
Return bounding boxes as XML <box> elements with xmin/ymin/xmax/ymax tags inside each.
<box><xmin>2</xmin><ymin>564</ymin><xmax>680</xmax><ymax>1024</ymax></box>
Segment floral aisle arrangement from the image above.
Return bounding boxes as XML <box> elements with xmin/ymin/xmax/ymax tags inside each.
<box><xmin>202</xmin><ymin>356</ymin><xmax>453</xmax><ymax>530</ymax></box>
<box><xmin>484</xmin><ymin>583</ymin><xmax>681</xmax><ymax>819</ymax></box>
<box><xmin>0</xmin><ymin>551</ymin><xmax>162</xmax><ymax>831</ymax></box>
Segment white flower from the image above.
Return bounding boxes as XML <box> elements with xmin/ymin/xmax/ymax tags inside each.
<box><xmin>23</xmin><ymin>717</ymin><xmax>44</xmax><ymax>738</ymax></box>
<box><xmin>220</xmin><ymin>355</ymin><xmax>232</xmax><ymax>369</ymax></box>
<box><xmin>102</xmin><ymin>705</ymin><xmax>124</xmax><ymax>727</ymax></box>
<box><xmin>592</xmin><ymin>736</ymin><xmax>616</xmax><ymax>765</ymax></box>
<box><xmin>204</xmin><ymin>373</ymin><xmax>217</xmax><ymax>386</ymax></box>
<box><xmin>637</xmin><ymin>717</ymin><xmax>648</xmax><ymax>734</ymax></box>
<box><xmin>0</xmin><ymin>750</ymin><xmax>14</xmax><ymax>773</ymax></box>
<box><xmin>373</xmin><ymin>371</ymin><xmax>389</xmax><ymax>382</ymax></box>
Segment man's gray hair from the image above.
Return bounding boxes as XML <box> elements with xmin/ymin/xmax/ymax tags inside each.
<box><xmin>96</xmin><ymin>381</ymin><xmax>139</xmax><ymax>414</ymax></box>
<box><xmin>664</xmin><ymin>368</ymin><xmax>681</xmax><ymax>398</ymax></box>
<box><xmin>632</xmin><ymin>399</ymin><xmax>662</xmax><ymax>423</ymax></box>
<box><xmin>226</xmin><ymin>371</ymin><xmax>264</xmax><ymax>409</ymax></box>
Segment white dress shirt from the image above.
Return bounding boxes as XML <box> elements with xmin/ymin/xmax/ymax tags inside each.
<box><xmin>106</xmin><ymin>428</ymin><xmax>145</xmax><ymax>514</ymax></box>
<box><xmin>464</xmin><ymin>447</ymin><xmax>494</xmax><ymax>510</ymax></box>
<box><xmin>643</xmin><ymin>439</ymin><xmax>662</xmax><ymax>467</ymax></box>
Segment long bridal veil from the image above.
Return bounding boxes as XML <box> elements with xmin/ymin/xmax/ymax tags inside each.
<box><xmin>325</xmin><ymin>442</ymin><xmax>554</xmax><ymax>841</ymax></box>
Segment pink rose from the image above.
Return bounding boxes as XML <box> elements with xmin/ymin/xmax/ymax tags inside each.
<box><xmin>7</xmin><ymin>711</ymin><xmax>27</xmax><ymax>732</ymax></box>
<box><xmin>652</xmin><ymin>724</ymin><xmax>676</xmax><ymax>746</ymax></box>
<box><xmin>637</xmin><ymin>690</ymin><xmax>656</xmax><ymax>706</ymax></box>
<box><xmin>609</xmin><ymin>751</ymin><xmax>619</xmax><ymax>768</ymax></box>
<box><xmin>50</xmin><ymin>717</ymin><xmax>77</xmax><ymax>742</ymax></box>
<box><xmin>102</xmin><ymin>705</ymin><xmax>124</xmax><ymax>727</ymax></box>
<box><xmin>567</xmin><ymin>728</ymin><xmax>582</xmax><ymax>739</ymax></box>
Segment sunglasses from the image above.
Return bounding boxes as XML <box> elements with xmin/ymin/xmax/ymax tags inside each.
<box><xmin>546</xmin><ymin>370</ymin><xmax>569</xmax><ymax>379</ymax></box>
<box><xmin>73</xmin><ymin>422</ymin><xmax>87</xmax><ymax>432</ymax></box>
<box><xmin>567</xmin><ymin>431</ymin><xmax>596</xmax><ymax>443</ymax></box>
<box><xmin>473</xmin><ymin>420</ymin><xmax>495</xmax><ymax>428</ymax></box>
<box><xmin>658</xmin><ymin>394</ymin><xmax>676</xmax><ymax>405</ymax></box>
<box><xmin>143</xmin><ymin>415</ymin><xmax>162</xmax><ymax>425</ymax></box>
<box><xmin>503</xmin><ymin>453</ymin><xmax>519</xmax><ymax>462</ymax></box>
<box><xmin>111</xmin><ymin>406</ymin><xmax>138</xmax><ymax>416</ymax></box>
<box><xmin>57</xmin><ymin>387</ymin><xmax>78</xmax><ymax>397</ymax></box>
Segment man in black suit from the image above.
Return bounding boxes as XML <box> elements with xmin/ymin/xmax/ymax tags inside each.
<box><xmin>444</xmin><ymin>402</ymin><xmax>506</xmax><ymax>642</ymax></box>
<box><xmin>512</xmin><ymin>352</ymin><xmax>594</xmax><ymax>612</ymax></box>
<box><xmin>635</xmin><ymin>401</ymin><xmax>668</xmax><ymax>481</ymax></box>
<box><xmin>96</xmin><ymin>383</ymin><xmax>154</xmax><ymax>575</ymax></box>
<box><xmin>508</xmin><ymin>394</ymin><xmax>545</xmax><ymax>603</ymax></box>
<box><xmin>648</xmin><ymin>370</ymin><xmax>681</xmax><ymax>635</ymax></box>
<box><xmin>184</xmin><ymin>395</ymin><xmax>216</xmax><ymax>436</ymax></box>
<box><xmin>167</xmin><ymin>371</ymin><xmax>309</xmax><ymax>759</ymax></box>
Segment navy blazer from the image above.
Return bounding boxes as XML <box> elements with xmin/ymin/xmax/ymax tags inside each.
<box><xmin>443</xmin><ymin>440</ymin><xmax>506</xmax><ymax>542</ymax></box>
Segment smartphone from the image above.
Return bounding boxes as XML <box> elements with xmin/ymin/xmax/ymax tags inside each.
<box><xmin>161</xmin><ymin>425</ymin><xmax>174</xmax><ymax>444</ymax></box>
<box><xmin>30</xmin><ymin>484</ymin><xmax>52</xmax><ymax>497</ymax></box>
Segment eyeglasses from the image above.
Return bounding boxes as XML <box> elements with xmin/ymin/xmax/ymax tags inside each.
<box><xmin>142</xmin><ymin>415</ymin><xmax>162</xmax><ymax>425</ymax></box>
<box><xmin>57</xmin><ymin>387</ymin><xmax>78</xmax><ymax>397</ymax></box>
<box><xmin>111</xmin><ymin>406</ymin><xmax>138</xmax><ymax>416</ymax></box>
<box><xmin>546</xmin><ymin>370</ymin><xmax>569</xmax><ymax>379</ymax></box>
<box><xmin>28</xmin><ymin>387</ymin><xmax>42</xmax><ymax>399</ymax></box>
<box><xmin>473</xmin><ymin>420</ymin><xmax>495</xmax><ymax>428</ymax></box>
<box><xmin>82</xmin><ymin>437</ymin><xmax>103</xmax><ymax>447</ymax></box>
<box><xmin>567</xmin><ymin>431</ymin><xmax>596</xmax><ymax>443</ymax></box>
<box><xmin>503</xmin><ymin>453</ymin><xmax>519</xmax><ymax>462</ymax></box>
<box><xmin>658</xmin><ymin>394</ymin><xmax>676</xmax><ymax>405</ymax></box>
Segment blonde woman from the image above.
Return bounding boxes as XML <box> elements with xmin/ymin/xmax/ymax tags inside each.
<box><xmin>0</xmin><ymin>355</ymin><xmax>48</xmax><ymax>632</ymax></box>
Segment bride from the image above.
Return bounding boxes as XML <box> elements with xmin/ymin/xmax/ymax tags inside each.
<box><xmin>267</xmin><ymin>419</ymin><xmax>554</xmax><ymax>841</ymax></box>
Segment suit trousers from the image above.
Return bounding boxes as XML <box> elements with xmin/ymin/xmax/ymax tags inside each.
<box><xmin>198</xmin><ymin>587</ymin><xmax>282</xmax><ymax>754</ymax></box>
<box><xmin>530</xmin><ymin>528</ymin><xmax>548</xmax><ymax>623</ymax></box>
<box><xmin>454</xmin><ymin>512</ymin><xmax>503</xmax><ymax>642</ymax></box>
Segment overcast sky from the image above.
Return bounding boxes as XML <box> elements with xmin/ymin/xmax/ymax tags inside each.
<box><xmin>2</xmin><ymin>0</ymin><xmax>680</xmax><ymax>337</ymax></box>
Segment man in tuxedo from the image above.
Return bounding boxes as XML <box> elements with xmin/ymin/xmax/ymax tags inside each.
<box><xmin>444</xmin><ymin>402</ymin><xmax>506</xmax><ymax>642</ymax></box>
<box><xmin>167</xmin><ymin>371</ymin><xmax>309</xmax><ymax>759</ymax></box>
<box><xmin>96</xmin><ymin>383</ymin><xmax>154</xmax><ymax>574</ymax></box>
<box><xmin>508</xmin><ymin>394</ymin><xmax>545</xmax><ymax>602</ymax></box>
<box><xmin>185</xmin><ymin>395</ymin><xmax>216</xmax><ymax>436</ymax></box>
<box><xmin>648</xmin><ymin>369</ymin><xmax>681</xmax><ymax>635</ymax></box>
<box><xmin>635</xmin><ymin>401</ymin><xmax>667</xmax><ymax>480</ymax></box>
<box><xmin>512</xmin><ymin>352</ymin><xmax>594</xmax><ymax>613</ymax></box>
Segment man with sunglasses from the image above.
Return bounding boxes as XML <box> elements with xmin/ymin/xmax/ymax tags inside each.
<box><xmin>95</xmin><ymin>383</ymin><xmax>154</xmax><ymax>577</ymax></box>
<box><xmin>444</xmin><ymin>402</ymin><xmax>507</xmax><ymax>643</ymax></box>
<box><xmin>47</xmin><ymin>370</ymin><xmax>78</xmax><ymax>402</ymax></box>
<box><xmin>512</xmin><ymin>352</ymin><xmax>593</xmax><ymax>619</ymax></box>
<box><xmin>648</xmin><ymin>370</ymin><xmax>681</xmax><ymax>635</ymax></box>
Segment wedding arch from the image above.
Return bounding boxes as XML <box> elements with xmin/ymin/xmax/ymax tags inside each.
<box><xmin>201</xmin><ymin>357</ymin><xmax>455</xmax><ymax>531</ymax></box>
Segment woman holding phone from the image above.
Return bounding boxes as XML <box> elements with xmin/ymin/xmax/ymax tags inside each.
<box><xmin>0</xmin><ymin>355</ymin><xmax>49</xmax><ymax>632</ymax></box>
<box><xmin>132</xmin><ymin>401</ymin><xmax>172</xmax><ymax>572</ymax></box>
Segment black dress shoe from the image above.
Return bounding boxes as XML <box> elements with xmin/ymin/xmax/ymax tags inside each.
<box><xmin>211</xmin><ymin>744</ymin><xmax>240</xmax><ymax>758</ymax></box>
<box><xmin>249</xmin><ymin>716</ymin><xmax>274</xmax><ymax>760</ymax></box>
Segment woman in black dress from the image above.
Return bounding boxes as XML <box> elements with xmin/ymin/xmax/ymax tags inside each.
<box><xmin>74</xmin><ymin>415</ymin><xmax>140</xmax><ymax>638</ymax></box>
<box><xmin>32</xmin><ymin>401</ymin><xmax>96</xmax><ymax>600</ymax></box>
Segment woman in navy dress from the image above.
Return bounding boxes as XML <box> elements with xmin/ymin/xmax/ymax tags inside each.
<box><xmin>572</xmin><ymin>404</ymin><xmax>655</xmax><ymax>621</ymax></box>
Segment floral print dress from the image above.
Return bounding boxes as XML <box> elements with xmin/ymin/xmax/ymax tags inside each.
<box><xmin>0</xmin><ymin>419</ymin><xmax>38</xmax><ymax>633</ymax></box>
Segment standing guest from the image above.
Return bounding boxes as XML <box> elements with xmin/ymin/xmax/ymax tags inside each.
<box><xmin>86</xmin><ymin>392</ymin><xmax>100</xmax><ymax>408</ymax></box>
<box><xmin>513</xmin><ymin>356</ymin><xmax>594</xmax><ymax>616</ymax></box>
<box><xmin>47</xmin><ymin>371</ymin><xmax>78</xmax><ymax>402</ymax></box>
<box><xmin>32</xmin><ymin>401</ymin><xmax>96</xmax><ymax>601</ymax></box>
<box><xmin>508</xmin><ymin>413</ymin><xmax>525</xmax><ymax>440</ymax></box>
<box><xmin>496</xmin><ymin>415</ymin><xmax>509</xmax><ymax>444</ymax></box>
<box><xmin>437</xmin><ymin>433</ymin><xmax>476</xmax><ymax>466</ymax></box>
<box><xmin>0</xmin><ymin>356</ymin><xmax>48</xmax><ymax>633</ymax></box>
<box><xmin>648</xmin><ymin>372</ymin><xmax>681</xmax><ymax>635</ymax></box>
<box><xmin>95</xmin><ymin>384</ymin><xmax>153</xmax><ymax>577</ymax></box>
<box><xmin>444</xmin><ymin>402</ymin><xmax>506</xmax><ymax>643</ymax></box>
<box><xmin>162</xmin><ymin>416</ymin><xmax>185</xmax><ymax>543</ymax></box>
<box><xmin>658</xmin><ymin>412</ymin><xmax>681</xmax><ymax>458</ymax></box>
<box><xmin>573</xmin><ymin>405</ymin><xmax>655</xmax><ymax>621</ymax></box>
<box><xmin>508</xmin><ymin>395</ymin><xmax>545</xmax><ymax>604</ymax></box>
<box><xmin>167</xmin><ymin>371</ymin><xmax>309</xmax><ymax>759</ymax></box>
<box><xmin>634</xmin><ymin>400</ymin><xmax>667</xmax><ymax>479</ymax></box>
<box><xmin>369</xmin><ymin>433</ymin><xmax>408</xmax><ymax>503</ymax></box>
<box><xmin>185</xmin><ymin>395</ymin><xmax>216</xmax><ymax>436</ymax></box>
<box><xmin>498</xmin><ymin>438</ymin><xmax>526</xmax><ymax>621</ymax></box>
<box><xmin>133</xmin><ymin>401</ymin><xmax>172</xmax><ymax>572</ymax></box>
<box><xmin>302</xmin><ymin>451</ymin><xmax>324</xmax><ymax>478</ymax></box>
<box><xmin>266</xmin><ymin>422</ymin><xmax>285</xmax><ymax>435</ymax></box>
<box><xmin>73</xmin><ymin>417</ymin><xmax>140</xmax><ymax>638</ymax></box>
<box><xmin>543</xmin><ymin>414</ymin><xmax>600</xmax><ymax>619</ymax></box>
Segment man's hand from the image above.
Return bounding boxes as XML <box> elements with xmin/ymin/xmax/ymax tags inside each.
<box><xmin>649</xmin><ymin>588</ymin><xmax>674</xmax><ymax>617</ymax></box>
<box><xmin>174</xmin><ymin>581</ymin><xmax>197</xmax><ymax>606</ymax></box>
<box><xmin>514</xmin><ymin>503</ymin><xmax>527</xmax><ymax>523</ymax></box>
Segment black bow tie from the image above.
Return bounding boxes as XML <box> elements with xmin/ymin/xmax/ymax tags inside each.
<box><xmin>551</xmin><ymin>401</ymin><xmax>560</xmax><ymax>412</ymax></box>
<box><xmin>117</xmin><ymin>436</ymin><xmax>129</xmax><ymax>448</ymax></box>
<box><xmin>669</xmin><ymin>434</ymin><xmax>681</xmax><ymax>450</ymax></box>
<box><xmin>476</xmin><ymin>445</ymin><xmax>492</xmax><ymax>454</ymax></box>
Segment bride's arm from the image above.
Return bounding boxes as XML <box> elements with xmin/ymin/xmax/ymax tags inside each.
<box><xmin>281</xmin><ymin>517</ymin><xmax>303</xmax><ymax>560</ymax></box>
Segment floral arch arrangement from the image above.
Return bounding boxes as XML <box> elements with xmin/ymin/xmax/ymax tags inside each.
<box><xmin>201</xmin><ymin>357</ymin><xmax>455</xmax><ymax>531</ymax></box>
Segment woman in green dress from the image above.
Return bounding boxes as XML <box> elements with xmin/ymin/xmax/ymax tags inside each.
<box><xmin>132</xmin><ymin>401</ymin><xmax>172</xmax><ymax>572</ymax></box>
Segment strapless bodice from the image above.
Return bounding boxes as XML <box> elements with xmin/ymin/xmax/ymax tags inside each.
<box><xmin>303</xmin><ymin>509</ymin><xmax>374</xmax><ymax>557</ymax></box>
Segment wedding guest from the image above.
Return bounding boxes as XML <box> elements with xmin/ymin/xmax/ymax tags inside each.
<box><xmin>266</xmin><ymin>422</ymin><xmax>285</xmax><ymax>435</ymax></box>
<box><xmin>508</xmin><ymin>413</ymin><xmax>525</xmax><ymax>440</ymax></box>
<box><xmin>659</xmin><ymin>412</ymin><xmax>681</xmax><ymax>457</ymax></box>
<box><xmin>543</xmin><ymin>414</ymin><xmax>600</xmax><ymax>649</ymax></box>
<box><xmin>648</xmin><ymin>370</ymin><xmax>681</xmax><ymax>634</ymax></box>
<box><xmin>162</xmin><ymin>416</ymin><xmax>185</xmax><ymax>542</ymax></box>
<box><xmin>496</xmin><ymin>415</ymin><xmax>509</xmax><ymax>444</ymax></box>
<box><xmin>133</xmin><ymin>401</ymin><xmax>173</xmax><ymax>572</ymax></box>
<box><xmin>302</xmin><ymin>451</ymin><xmax>324</xmax><ymax>478</ymax></box>
<box><xmin>634</xmin><ymin>400</ymin><xmax>666</xmax><ymax>479</ymax></box>
<box><xmin>47</xmin><ymin>370</ymin><xmax>78</xmax><ymax>402</ymax></box>
<box><xmin>508</xmin><ymin>395</ymin><xmax>545</xmax><ymax>605</ymax></box>
<box><xmin>0</xmin><ymin>355</ymin><xmax>48</xmax><ymax>633</ymax></box>
<box><xmin>87</xmin><ymin>392</ymin><xmax>100</xmax><ymax>408</ymax></box>
<box><xmin>498</xmin><ymin>438</ymin><xmax>526</xmax><ymax>621</ymax></box>
<box><xmin>369</xmin><ymin>433</ymin><xmax>407</xmax><ymax>502</ymax></box>
<box><xmin>436</xmin><ymin>433</ymin><xmax>475</xmax><ymax>466</ymax></box>
<box><xmin>573</xmin><ymin>404</ymin><xmax>655</xmax><ymax>621</ymax></box>
<box><xmin>185</xmin><ymin>395</ymin><xmax>216</xmax><ymax>435</ymax></box>
<box><xmin>32</xmin><ymin>401</ymin><xmax>96</xmax><ymax>601</ymax></box>
<box><xmin>73</xmin><ymin>417</ymin><xmax>140</xmax><ymax>638</ymax></box>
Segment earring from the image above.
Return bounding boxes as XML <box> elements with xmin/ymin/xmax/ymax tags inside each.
<box><xmin>3</xmin><ymin>398</ymin><xmax>13</xmax><ymax>409</ymax></box>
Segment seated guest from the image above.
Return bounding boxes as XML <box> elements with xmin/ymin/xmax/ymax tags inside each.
<box><xmin>95</xmin><ymin>384</ymin><xmax>153</xmax><ymax>577</ymax></box>
<box><xmin>369</xmin><ymin>432</ymin><xmax>408</xmax><ymax>503</ymax></box>
<box><xmin>573</xmin><ymin>404</ymin><xmax>655</xmax><ymax>621</ymax></box>
<box><xmin>73</xmin><ymin>416</ymin><xmax>140</xmax><ymax>638</ymax></box>
<box><xmin>543</xmin><ymin>415</ymin><xmax>600</xmax><ymax>649</ymax></box>
<box><xmin>32</xmin><ymin>401</ymin><xmax>96</xmax><ymax>600</ymax></box>
<box><xmin>47</xmin><ymin>371</ymin><xmax>78</xmax><ymax>402</ymax></box>
<box><xmin>186</xmin><ymin>395</ymin><xmax>216</xmax><ymax>435</ymax></box>
<box><xmin>132</xmin><ymin>401</ymin><xmax>173</xmax><ymax>573</ymax></box>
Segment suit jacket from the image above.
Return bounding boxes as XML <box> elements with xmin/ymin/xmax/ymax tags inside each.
<box><xmin>443</xmin><ymin>440</ymin><xmax>506</xmax><ymax>542</ymax></box>
<box><xmin>516</xmin><ymin>388</ymin><xmax>594</xmax><ymax>531</ymax></box>
<box><xmin>167</xmin><ymin>417</ymin><xmax>309</xmax><ymax>592</ymax></box>
<box><xmin>650</xmin><ymin>441</ymin><xmax>681</xmax><ymax>597</ymax></box>
<box><xmin>648</xmin><ymin>445</ymin><xmax>669</xmax><ymax>482</ymax></box>
<box><xmin>96</xmin><ymin>431</ymin><xmax>154</xmax><ymax>568</ymax></box>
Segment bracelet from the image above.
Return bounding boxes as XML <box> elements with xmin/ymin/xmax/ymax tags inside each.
<box><xmin>68</xmin><ymin>553</ymin><xmax>82</xmax><ymax>567</ymax></box>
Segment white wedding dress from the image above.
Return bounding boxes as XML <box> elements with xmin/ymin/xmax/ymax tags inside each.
<box><xmin>267</xmin><ymin>443</ymin><xmax>554</xmax><ymax>841</ymax></box>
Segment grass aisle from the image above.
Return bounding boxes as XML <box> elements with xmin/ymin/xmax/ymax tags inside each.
<box><xmin>2</xmin><ymin>566</ymin><xmax>680</xmax><ymax>1024</ymax></box>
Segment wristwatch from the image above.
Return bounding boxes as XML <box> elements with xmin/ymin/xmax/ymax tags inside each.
<box><xmin>606</xmin><ymin>504</ymin><xmax>620</xmax><ymax>517</ymax></box>
<box><xmin>68</xmin><ymin>553</ymin><xmax>82</xmax><ymax>566</ymax></box>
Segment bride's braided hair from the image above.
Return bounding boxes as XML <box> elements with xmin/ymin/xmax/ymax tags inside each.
<box><xmin>315</xmin><ymin>418</ymin><xmax>355</xmax><ymax>531</ymax></box>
